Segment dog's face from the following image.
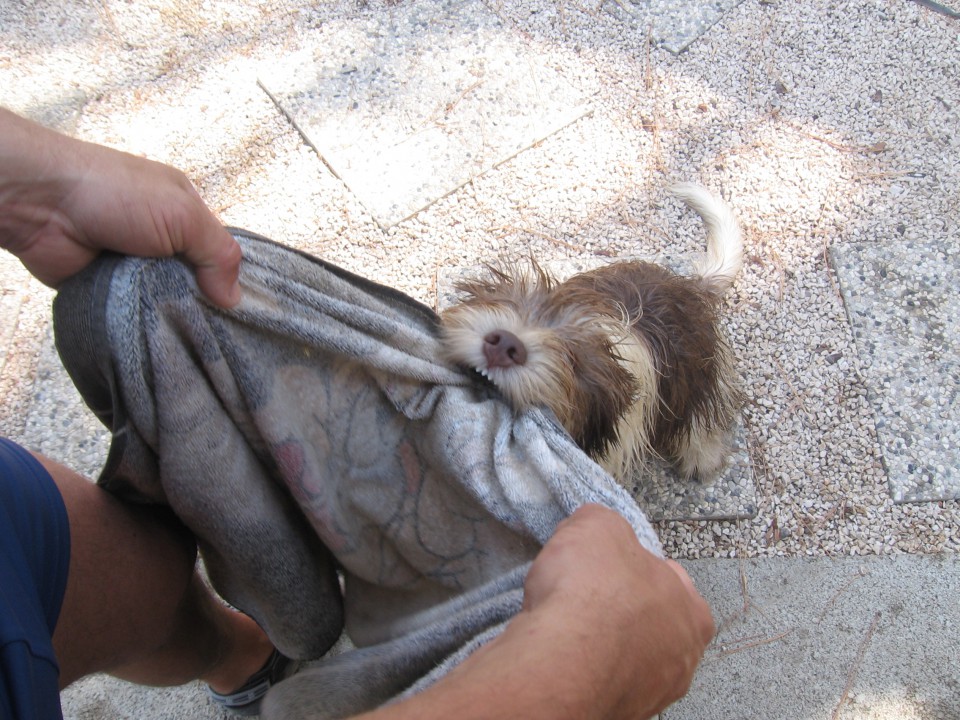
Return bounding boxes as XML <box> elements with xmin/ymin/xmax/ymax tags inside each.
<box><xmin>439</xmin><ymin>264</ymin><xmax>638</xmax><ymax>458</ymax></box>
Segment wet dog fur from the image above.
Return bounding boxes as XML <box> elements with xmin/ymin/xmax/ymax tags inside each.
<box><xmin>439</xmin><ymin>183</ymin><xmax>743</xmax><ymax>486</ymax></box>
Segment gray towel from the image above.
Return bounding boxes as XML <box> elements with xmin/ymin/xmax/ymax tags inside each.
<box><xmin>52</xmin><ymin>230</ymin><xmax>660</xmax><ymax>719</ymax></box>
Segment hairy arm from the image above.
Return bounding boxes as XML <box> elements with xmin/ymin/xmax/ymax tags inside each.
<box><xmin>0</xmin><ymin>107</ymin><xmax>241</xmax><ymax>307</ymax></box>
<box><xmin>353</xmin><ymin>504</ymin><xmax>714</xmax><ymax>720</ymax></box>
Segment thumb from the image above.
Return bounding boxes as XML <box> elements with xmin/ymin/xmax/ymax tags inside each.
<box><xmin>188</xmin><ymin>227</ymin><xmax>243</xmax><ymax>308</ymax></box>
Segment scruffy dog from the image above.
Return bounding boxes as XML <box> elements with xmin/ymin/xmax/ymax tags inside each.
<box><xmin>439</xmin><ymin>183</ymin><xmax>743</xmax><ymax>485</ymax></box>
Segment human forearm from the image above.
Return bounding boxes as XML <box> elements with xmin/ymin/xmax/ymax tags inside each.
<box><xmin>0</xmin><ymin>107</ymin><xmax>79</xmax><ymax>256</ymax></box>
<box><xmin>0</xmin><ymin>106</ymin><xmax>72</xmax><ymax>177</ymax></box>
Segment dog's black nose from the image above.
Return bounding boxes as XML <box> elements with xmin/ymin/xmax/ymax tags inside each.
<box><xmin>483</xmin><ymin>330</ymin><xmax>527</xmax><ymax>368</ymax></box>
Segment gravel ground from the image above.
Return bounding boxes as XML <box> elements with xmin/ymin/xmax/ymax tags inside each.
<box><xmin>2</xmin><ymin>0</ymin><xmax>958</xmax><ymax>561</ymax></box>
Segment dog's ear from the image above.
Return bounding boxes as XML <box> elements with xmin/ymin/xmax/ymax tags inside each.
<box><xmin>564</xmin><ymin>341</ymin><xmax>638</xmax><ymax>460</ymax></box>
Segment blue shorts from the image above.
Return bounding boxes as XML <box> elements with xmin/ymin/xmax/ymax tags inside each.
<box><xmin>0</xmin><ymin>437</ymin><xmax>70</xmax><ymax>720</ymax></box>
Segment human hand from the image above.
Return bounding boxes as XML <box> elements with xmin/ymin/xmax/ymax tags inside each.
<box><xmin>519</xmin><ymin>503</ymin><xmax>715</xmax><ymax>718</ymax></box>
<box><xmin>352</xmin><ymin>503</ymin><xmax>714</xmax><ymax>720</ymax></box>
<box><xmin>0</xmin><ymin>108</ymin><xmax>241</xmax><ymax>308</ymax></box>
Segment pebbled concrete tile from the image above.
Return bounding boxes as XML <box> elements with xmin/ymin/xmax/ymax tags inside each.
<box><xmin>909</xmin><ymin>0</ymin><xmax>960</xmax><ymax>18</ymax></box>
<box><xmin>607</xmin><ymin>0</ymin><xmax>748</xmax><ymax>53</ymax></box>
<box><xmin>830</xmin><ymin>240</ymin><xmax>960</xmax><ymax>504</ymax></box>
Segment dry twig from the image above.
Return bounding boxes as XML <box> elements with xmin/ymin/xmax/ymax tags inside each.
<box><xmin>739</xmin><ymin>561</ymin><xmax>751</xmax><ymax>614</ymax></box>
<box><xmin>817</xmin><ymin>568</ymin><xmax>869</xmax><ymax>624</ymax></box>
<box><xmin>489</xmin><ymin>224</ymin><xmax>589</xmax><ymax>254</ymax></box>
<box><xmin>832</xmin><ymin>611</ymin><xmax>882</xmax><ymax>719</ymax></box>
<box><xmin>706</xmin><ymin>628</ymin><xmax>794</xmax><ymax>661</ymax></box>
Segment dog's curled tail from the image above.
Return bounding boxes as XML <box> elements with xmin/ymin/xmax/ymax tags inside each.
<box><xmin>670</xmin><ymin>183</ymin><xmax>743</xmax><ymax>296</ymax></box>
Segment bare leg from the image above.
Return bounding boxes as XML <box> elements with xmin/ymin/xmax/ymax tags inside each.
<box><xmin>33</xmin><ymin>453</ymin><xmax>273</xmax><ymax>693</ymax></box>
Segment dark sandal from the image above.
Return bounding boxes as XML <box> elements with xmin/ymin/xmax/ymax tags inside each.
<box><xmin>207</xmin><ymin>649</ymin><xmax>294</xmax><ymax>716</ymax></box>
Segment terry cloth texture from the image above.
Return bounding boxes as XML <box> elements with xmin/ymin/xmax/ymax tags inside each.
<box><xmin>51</xmin><ymin>230</ymin><xmax>660</xmax><ymax>720</ymax></box>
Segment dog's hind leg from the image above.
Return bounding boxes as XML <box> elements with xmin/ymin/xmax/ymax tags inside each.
<box><xmin>674</xmin><ymin>422</ymin><xmax>731</xmax><ymax>480</ymax></box>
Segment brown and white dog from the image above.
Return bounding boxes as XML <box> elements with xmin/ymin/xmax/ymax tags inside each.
<box><xmin>439</xmin><ymin>183</ymin><xmax>743</xmax><ymax>486</ymax></box>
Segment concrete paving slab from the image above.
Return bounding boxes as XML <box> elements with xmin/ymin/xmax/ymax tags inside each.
<box><xmin>830</xmin><ymin>241</ymin><xmax>960</xmax><ymax>504</ymax></box>
<box><xmin>438</xmin><ymin>257</ymin><xmax>757</xmax><ymax>522</ymax></box>
<box><xmin>258</xmin><ymin>0</ymin><xmax>591</xmax><ymax>228</ymax></box>
<box><xmin>670</xmin><ymin>553</ymin><xmax>960</xmax><ymax>720</ymax></box>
